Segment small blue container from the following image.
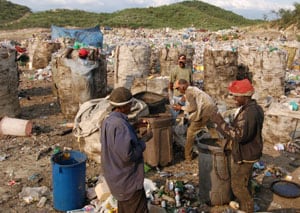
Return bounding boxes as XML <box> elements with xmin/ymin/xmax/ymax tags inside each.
<box><xmin>51</xmin><ymin>150</ymin><xmax>87</xmax><ymax>211</ymax></box>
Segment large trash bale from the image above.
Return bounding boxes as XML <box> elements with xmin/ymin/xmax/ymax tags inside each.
<box><xmin>51</xmin><ymin>48</ymin><xmax>107</xmax><ymax>119</ymax></box>
<box><xmin>262</xmin><ymin>98</ymin><xmax>300</xmax><ymax>144</ymax></box>
<box><xmin>26</xmin><ymin>31</ymin><xmax>52</xmax><ymax>69</ymax></box>
<box><xmin>238</xmin><ymin>45</ymin><xmax>286</xmax><ymax>103</ymax></box>
<box><xmin>0</xmin><ymin>47</ymin><xmax>20</xmax><ymax>117</ymax></box>
<box><xmin>114</xmin><ymin>43</ymin><xmax>151</xmax><ymax>89</ymax></box>
<box><xmin>32</xmin><ymin>40</ymin><xmax>60</xmax><ymax>69</ymax></box>
<box><xmin>203</xmin><ymin>47</ymin><xmax>238</xmax><ymax>106</ymax></box>
<box><xmin>73</xmin><ymin>98</ymin><xmax>149</xmax><ymax>163</ymax></box>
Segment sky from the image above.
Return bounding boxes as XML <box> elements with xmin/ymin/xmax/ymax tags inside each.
<box><xmin>9</xmin><ymin>0</ymin><xmax>297</xmax><ymax>20</ymax></box>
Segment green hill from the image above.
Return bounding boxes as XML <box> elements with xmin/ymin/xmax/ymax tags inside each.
<box><xmin>0</xmin><ymin>0</ymin><xmax>31</xmax><ymax>25</ymax></box>
<box><xmin>0</xmin><ymin>0</ymin><xmax>264</xmax><ymax>30</ymax></box>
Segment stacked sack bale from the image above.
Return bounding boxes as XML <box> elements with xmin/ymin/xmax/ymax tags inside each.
<box><xmin>114</xmin><ymin>42</ymin><xmax>151</xmax><ymax>89</ymax></box>
<box><xmin>238</xmin><ymin>43</ymin><xmax>287</xmax><ymax>103</ymax></box>
<box><xmin>32</xmin><ymin>40</ymin><xmax>61</xmax><ymax>69</ymax></box>
<box><xmin>51</xmin><ymin>48</ymin><xmax>107</xmax><ymax>119</ymax></box>
<box><xmin>203</xmin><ymin>46</ymin><xmax>238</xmax><ymax>106</ymax></box>
<box><xmin>0</xmin><ymin>46</ymin><xmax>20</xmax><ymax>117</ymax></box>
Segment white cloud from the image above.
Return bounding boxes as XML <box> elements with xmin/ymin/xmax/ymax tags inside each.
<box><xmin>202</xmin><ymin>0</ymin><xmax>294</xmax><ymax>11</ymax></box>
<box><xmin>8</xmin><ymin>0</ymin><xmax>296</xmax><ymax>19</ymax></box>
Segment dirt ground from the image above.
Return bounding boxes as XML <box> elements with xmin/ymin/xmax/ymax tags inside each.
<box><xmin>0</xmin><ymin>28</ymin><xmax>300</xmax><ymax>213</ymax></box>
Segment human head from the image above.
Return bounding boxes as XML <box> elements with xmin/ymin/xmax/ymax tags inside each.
<box><xmin>228</xmin><ymin>79</ymin><xmax>254</xmax><ymax>107</ymax></box>
<box><xmin>174</xmin><ymin>79</ymin><xmax>189</xmax><ymax>94</ymax></box>
<box><xmin>178</xmin><ymin>54</ymin><xmax>186</xmax><ymax>68</ymax></box>
<box><xmin>109</xmin><ymin>87</ymin><xmax>133</xmax><ymax>114</ymax></box>
<box><xmin>78</xmin><ymin>48</ymin><xmax>89</xmax><ymax>59</ymax></box>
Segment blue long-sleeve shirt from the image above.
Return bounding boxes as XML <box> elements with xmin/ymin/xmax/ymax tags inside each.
<box><xmin>100</xmin><ymin>111</ymin><xmax>146</xmax><ymax>201</ymax></box>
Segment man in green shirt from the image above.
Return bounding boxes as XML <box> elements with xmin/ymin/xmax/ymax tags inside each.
<box><xmin>169</xmin><ymin>54</ymin><xmax>193</xmax><ymax>119</ymax></box>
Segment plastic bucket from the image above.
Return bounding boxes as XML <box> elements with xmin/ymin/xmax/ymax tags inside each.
<box><xmin>197</xmin><ymin>139</ymin><xmax>232</xmax><ymax>206</ymax></box>
<box><xmin>0</xmin><ymin>116</ymin><xmax>32</xmax><ymax>136</ymax></box>
<box><xmin>51</xmin><ymin>150</ymin><xmax>87</xmax><ymax>211</ymax></box>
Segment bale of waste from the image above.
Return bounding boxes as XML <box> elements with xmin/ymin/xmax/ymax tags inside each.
<box><xmin>263</xmin><ymin>99</ymin><xmax>300</xmax><ymax>145</ymax></box>
<box><xmin>203</xmin><ymin>47</ymin><xmax>238</xmax><ymax>106</ymax></box>
<box><xmin>238</xmin><ymin>45</ymin><xmax>286</xmax><ymax>103</ymax></box>
<box><xmin>0</xmin><ymin>47</ymin><xmax>20</xmax><ymax>117</ymax></box>
<box><xmin>32</xmin><ymin>40</ymin><xmax>60</xmax><ymax>69</ymax></box>
<box><xmin>51</xmin><ymin>49</ymin><xmax>107</xmax><ymax>119</ymax></box>
<box><xmin>114</xmin><ymin>43</ymin><xmax>151</xmax><ymax>89</ymax></box>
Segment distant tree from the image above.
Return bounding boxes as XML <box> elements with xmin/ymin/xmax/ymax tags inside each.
<box><xmin>263</xmin><ymin>14</ymin><xmax>268</xmax><ymax>21</ymax></box>
<box><xmin>274</xmin><ymin>3</ymin><xmax>300</xmax><ymax>27</ymax></box>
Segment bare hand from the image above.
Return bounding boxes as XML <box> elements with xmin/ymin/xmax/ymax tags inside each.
<box><xmin>134</xmin><ymin>119</ymin><xmax>149</xmax><ymax>129</ymax></box>
<box><xmin>172</xmin><ymin>104</ymin><xmax>181</xmax><ymax>111</ymax></box>
<box><xmin>180</xmin><ymin>95</ymin><xmax>186</xmax><ymax>102</ymax></box>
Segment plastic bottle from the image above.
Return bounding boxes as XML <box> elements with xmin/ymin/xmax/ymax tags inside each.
<box><xmin>175</xmin><ymin>188</ymin><xmax>181</xmax><ymax>207</ymax></box>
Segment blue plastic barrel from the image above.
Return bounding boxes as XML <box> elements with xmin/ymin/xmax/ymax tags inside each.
<box><xmin>51</xmin><ymin>150</ymin><xmax>87</xmax><ymax>211</ymax></box>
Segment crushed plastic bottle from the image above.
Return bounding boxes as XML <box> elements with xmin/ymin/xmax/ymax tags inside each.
<box><xmin>66</xmin><ymin>205</ymin><xmax>95</xmax><ymax>213</ymax></box>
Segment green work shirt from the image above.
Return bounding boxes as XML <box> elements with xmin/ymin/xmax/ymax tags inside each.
<box><xmin>170</xmin><ymin>66</ymin><xmax>193</xmax><ymax>96</ymax></box>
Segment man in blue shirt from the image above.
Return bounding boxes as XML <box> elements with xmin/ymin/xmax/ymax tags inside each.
<box><xmin>101</xmin><ymin>87</ymin><xmax>152</xmax><ymax>213</ymax></box>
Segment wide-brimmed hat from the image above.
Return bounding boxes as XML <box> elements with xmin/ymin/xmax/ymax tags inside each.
<box><xmin>109</xmin><ymin>87</ymin><xmax>133</xmax><ymax>106</ymax></box>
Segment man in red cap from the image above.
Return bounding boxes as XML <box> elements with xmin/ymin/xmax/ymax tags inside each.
<box><xmin>212</xmin><ymin>78</ymin><xmax>264</xmax><ymax>212</ymax></box>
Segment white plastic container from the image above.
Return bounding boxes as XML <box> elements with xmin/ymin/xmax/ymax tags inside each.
<box><xmin>0</xmin><ymin>116</ymin><xmax>32</xmax><ymax>136</ymax></box>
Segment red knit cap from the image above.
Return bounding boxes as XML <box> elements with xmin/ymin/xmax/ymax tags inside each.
<box><xmin>228</xmin><ymin>79</ymin><xmax>254</xmax><ymax>96</ymax></box>
<box><xmin>78</xmin><ymin>48</ymin><xmax>89</xmax><ymax>58</ymax></box>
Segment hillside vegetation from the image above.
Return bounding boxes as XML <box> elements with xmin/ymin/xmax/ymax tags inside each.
<box><xmin>1</xmin><ymin>0</ymin><xmax>299</xmax><ymax>31</ymax></box>
<box><xmin>0</xmin><ymin>0</ymin><xmax>31</xmax><ymax>25</ymax></box>
<box><xmin>0</xmin><ymin>0</ymin><xmax>261</xmax><ymax>31</ymax></box>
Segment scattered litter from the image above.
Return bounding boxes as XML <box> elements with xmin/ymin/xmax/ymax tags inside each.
<box><xmin>174</xmin><ymin>172</ymin><xmax>187</xmax><ymax>177</ymax></box>
<box><xmin>28</xmin><ymin>173</ymin><xmax>43</xmax><ymax>183</ymax></box>
<box><xmin>37</xmin><ymin>196</ymin><xmax>47</xmax><ymax>208</ymax></box>
<box><xmin>19</xmin><ymin>186</ymin><xmax>49</xmax><ymax>204</ymax></box>
<box><xmin>274</xmin><ymin>143</ymin><xmax>285</xmax><ymax>151</ymax></box>
<box><xmin>0</xmin><ymin>154</ymin><xmax>9</xmax><ymax>161</ymax></box>
<box><xmin>7</xmin><ymin>180</ymin><xmax>18</xmax><ymax>186</ymax></box>
<box><xmin>229</xmin><ymin>201</ymin><xmax>239</xmax><ymax>209</ymax></box>
<box><xmin>36</xmin><ymin>147</ymin><xmax>52</xmax><ymax>160</ymax></box>
<box><xmin>270</xmin><ymin>201</ymin><xmax>282</xmax><ymax>209</ymax></box>
<box><xmin>253</xmin><ymin>161</ymin><xmax>265</xmax><ymax>170</ymax></box>
<box><xmin>158</xmin><ymin>171</ymin><xmax>172</xmax><ymax>177</ymax></box>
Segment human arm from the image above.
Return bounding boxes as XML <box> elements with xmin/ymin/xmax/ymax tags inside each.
<box><xmin>169</xmin><ymin>68</ymin><xmax>177</xmax><ymax>91</ymax></box>
<box><xmin>169</xmin><ymin>82</ymin><xmax>174</xmax><ymax>91</ymax></box>
<box><xmin>211</xmin><ymin>112</ymin><xmax>232</xmax><ymax>139</ymax></box>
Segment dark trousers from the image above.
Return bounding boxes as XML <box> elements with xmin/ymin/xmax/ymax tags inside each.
<box><xmin>118</xmin><ymin>189</ymin><xmax>149</xmax><ymax>213</ymax></box>
<box><xmin>231</xmin><ymin>161</ymin><xmax>254</xmax><ymax>212</ymax></box>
